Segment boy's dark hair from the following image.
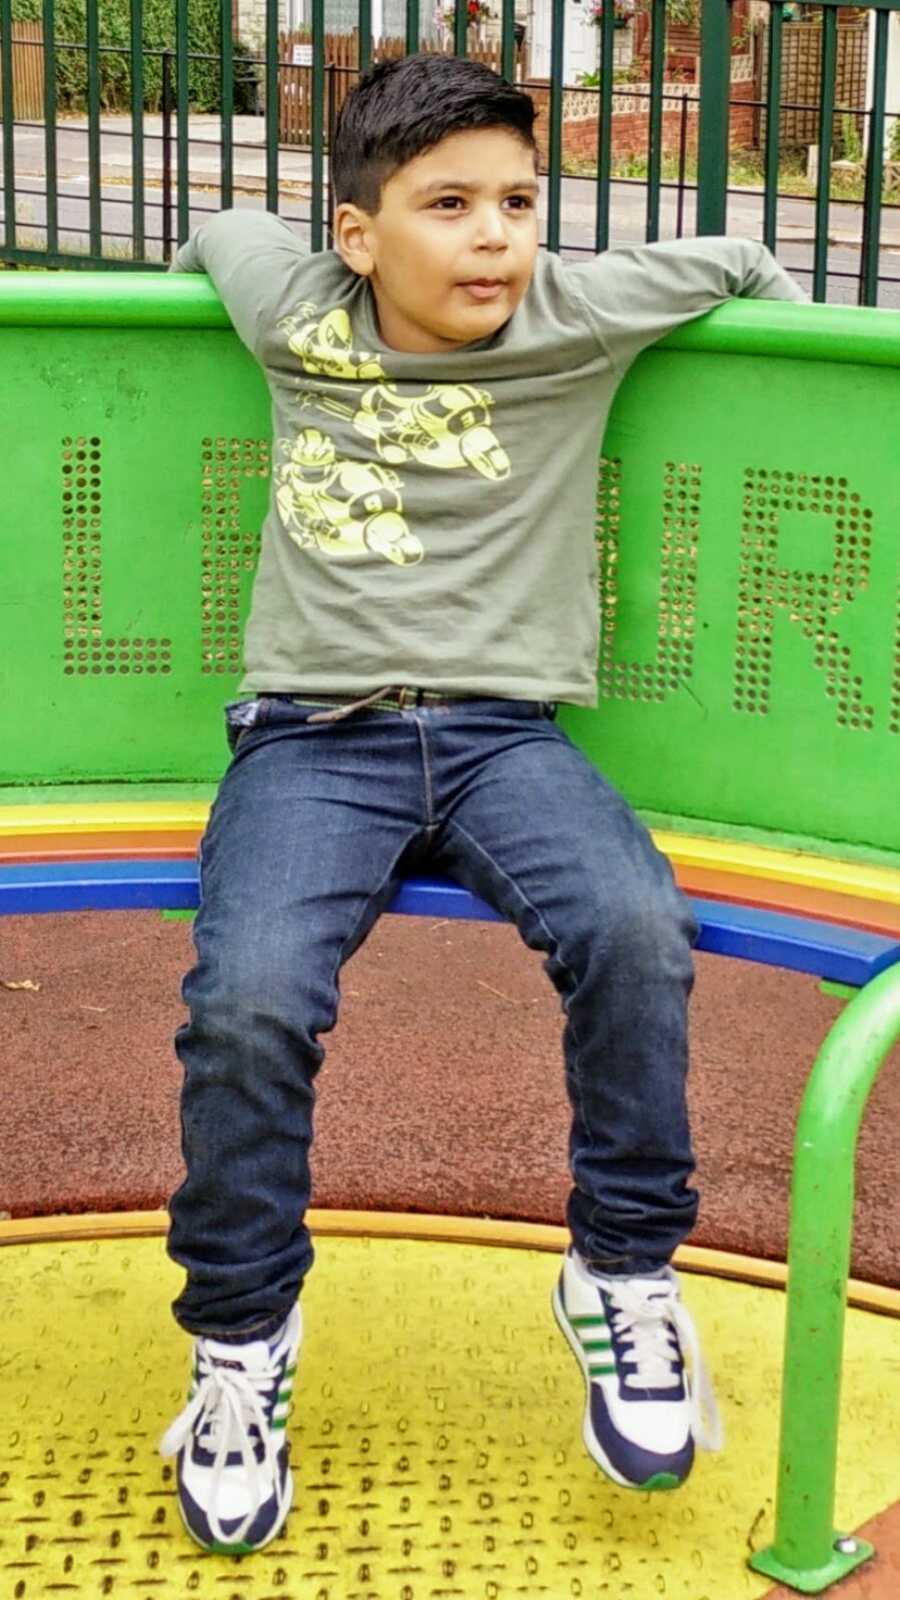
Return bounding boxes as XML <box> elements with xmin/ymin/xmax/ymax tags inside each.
<box><xmin>331</xmin><ymin>53</ymin><xmax>538</xmax><ymax>214</ymax></box>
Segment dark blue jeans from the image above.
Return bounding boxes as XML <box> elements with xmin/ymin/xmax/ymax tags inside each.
<box><xmin>168</xmin><ymin>695</ymin><xmax>699</xmax><ymax>1340</ymax></box>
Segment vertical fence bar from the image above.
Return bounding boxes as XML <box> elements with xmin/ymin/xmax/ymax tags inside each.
<box><xmin>265</xmin><ymin>0</ymin><xmax>279</xmax><ymax>211</ymax></box>
<box><xmin>311</xmin><ymin>0</ymin><xmax>325</xmax><ymax>251</ymax></box>
<box><xmin>676</xmin><ymin>91</ymin><xmax>688</xmax><ymax>236</ymax></box>
<box><xmin>162</xmin><ymin>49</ymin><xmax>173</xmax><ymax>261</ymax></box>
<box><xmin>220</xmin><ymin>0</ymin><xmax>234</xmax><ymax>211</ymax></box>
<box><xmin>129</xmin><ymin>0</ymin><xmax>144</xmax><ymax>261</ymax></box>
<box><xmin>594</xmin><ymin>3</ymin><xmax>615</xmax><ymax>252</ymax></box>
<box><xmin>86</xmin><ymin>0</ymin><xmax>102</xmax><ymax>257</ymax></box>
<box><xmin>501</xmin><ymin>0</ymin><xmax>515</xmax><ymax>83</ymax></box>
<box><xmin>0</xmin><ymin>0</ymin><xmax>15</xmax><ymax>252</ymax></box>
<box><xmin>359</xmin><ymin>0</ymin><xmax>373</xmax><ymax>72</ymax></box>
<box><xmin>406</xmin><ymin>0</ymin><xmax>421</xmax><ymax>55</ymax></box>
<box><xmin>762</xmin><ymin>0</ymin><xmax>784</xmax><ymax>253</ymax></box>
<box><xmin>748</xmin><ymin>963</ymin><xmax>900</xmax><ymax>1591</ymax></box>
<box><xmin>812</xmin><ymin>3</ymin><xmax>838</xmax><ymax>301</ymax></box>
<box><xmin>858</xmin><ymin>7</ymin><xmax>888</xmax><ymax>306</ymax></box>
<box><xmin>175</xmin><ymin>0</ymin><xmax>190</xmax><ymax>244</ymax></box>
<box><xmin>42</xmin><ymin>0</ymin><xmax>58</xmax><ymax>256</ymax></box>
<box><xmin>646</xmin><ymin>0</ymin><xmax>666</xmax><ymax>241</ymax></box>
<box><xmin>326</xmin><ymin>61</ymin><xmax>336</xmax><ymax>243</ymax></box>
<box><xmin>697</xmin><ymin>0</ymin><xmax>731</xmax><ymax>232</ymax></box>
<box><xmin>546</xmin><ymin>0</ymin><xmax>565</xmax><ymax>252</ymax></box>
<box><xmin>454</xmin><ymin>0</ymin><xmax>468</xmax><ymax>61</ymax></box>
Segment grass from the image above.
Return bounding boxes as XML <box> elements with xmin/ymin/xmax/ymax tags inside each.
<box><xmin>562</xmin><ymin>145</ymin><xmax>900</xmax><ymax>207</ymax></box>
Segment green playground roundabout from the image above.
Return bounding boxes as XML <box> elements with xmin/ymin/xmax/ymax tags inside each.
<box><xmin>2</xmin><ymin>908</ymin><xmax>898</xmax><ymax>1600</ymax></box>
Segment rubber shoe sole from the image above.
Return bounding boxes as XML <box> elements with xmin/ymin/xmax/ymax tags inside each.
<box><xmin>551</xmin><ymin>1281</ymin><xmax>682</xmax><ymax>1491</ymax></box>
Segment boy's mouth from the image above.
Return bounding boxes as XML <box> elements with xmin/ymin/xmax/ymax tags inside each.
<box><xmin>458</xmin><ymin>279</ymin><xmax>506</xmax><ymax>301</ymax></box>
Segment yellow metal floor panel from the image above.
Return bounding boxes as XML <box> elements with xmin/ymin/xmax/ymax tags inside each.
<box><xmin>1</xmin><ymin>1231</ymin><xmax>898</xmax><ymax>1600</ymax></box>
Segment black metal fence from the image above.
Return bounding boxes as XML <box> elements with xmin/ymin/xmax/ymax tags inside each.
<box><xmin>2</xmin><ymin>0</ymin><xmax>900</xmax><ymax>305</ymax></box>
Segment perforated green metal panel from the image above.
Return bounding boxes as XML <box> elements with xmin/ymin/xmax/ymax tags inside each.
<box><xmin>562</xmin><ymin>338</ymin><xmax>900</xmax><ymax>856</ymax></box>
<box><xmin>3</xmin><ymin>319</ymin><xmax>270</xmax><ymax>785</ymax></box>
<box><xmin>2</xmin><ymin>278</ymin><xmax>899</xmax><ymax>857</ymax></box>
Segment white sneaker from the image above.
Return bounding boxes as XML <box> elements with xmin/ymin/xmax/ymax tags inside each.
<box><xmin>552</xmin><ymin>1249</ymin><xmax>722</xmax><ymax>1489</ymax></box>
<box><xmin>160</xmin><ymin>1304</ymin><xmax>302</xmax><ymax>1552</ymax></box>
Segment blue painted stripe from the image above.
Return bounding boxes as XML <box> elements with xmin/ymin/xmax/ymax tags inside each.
<box><xmin>689</xmin><ymin>896</ymin><xmax>900</xmax><ymax>986</ymax></box>
<box><xmin>0</xmin><ymin>863</ymin><xmax>897</xmax><ymax>986</ymax></box>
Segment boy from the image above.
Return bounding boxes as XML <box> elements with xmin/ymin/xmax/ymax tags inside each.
<box><xmin>159</xmin><ymin>52</ymin><xmax>807</xmax><ymax>1554</ymax></box>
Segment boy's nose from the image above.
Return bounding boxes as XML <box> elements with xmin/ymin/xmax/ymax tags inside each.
<box><xmin>472</xmin><ymin>208</ymin><xmax>509</xmax><ymax>247</ymax></box>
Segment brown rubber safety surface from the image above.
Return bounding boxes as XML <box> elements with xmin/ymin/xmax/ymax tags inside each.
<box><xmin>1</xmin><ymin>908</ymin><xmax>898</xmax><ymax>1286</ymax></box>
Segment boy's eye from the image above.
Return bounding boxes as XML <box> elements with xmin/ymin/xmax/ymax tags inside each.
<box><xmin>428</xmin><ymin>194</ymin><xmax>535</xmax><ymax>211</ymax></box>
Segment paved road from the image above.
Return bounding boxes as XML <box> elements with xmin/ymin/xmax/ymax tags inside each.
<box><xmin>4</xmin><ymin>112</ymin><xmax>900</xmax><ymax>303</ymax></box>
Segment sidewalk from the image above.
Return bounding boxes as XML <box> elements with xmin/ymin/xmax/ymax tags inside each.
<box><xmin>7</xmin><ymin>111</ymin><xmax>900</xmax><ymax>250</ymax></box>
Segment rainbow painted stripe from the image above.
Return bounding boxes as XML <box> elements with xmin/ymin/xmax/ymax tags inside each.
<box><xmin>1</xmin><ymin>802</ymin><xmax>898</xmax><ymax>987</ymax></box>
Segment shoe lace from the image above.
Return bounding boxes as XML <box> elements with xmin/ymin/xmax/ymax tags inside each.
<box><xmin>605</xmin><ymin>1277</ymin><xmax>724</xmax><ymax>1452</ymax></box>
<box><xmin>159</xmin><ymin>1347</ymin><xmax>287</xmax><ymax>1546</ymax></box>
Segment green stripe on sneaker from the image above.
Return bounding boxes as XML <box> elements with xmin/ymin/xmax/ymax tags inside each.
<box><xmin>588</xmin><ymin>1363</ymin><xmax>616</xmax><ymax>1376</ymax></box>
<box><xmin>580</xmin><ymin>1339</ymin><xmax>611</xmax><ymax>1351</ymax></box>
<box><xmin>569</xmin><ymin>1315</ymin><xmax>608</xmax><ymax>1328</ymax></box>
<box><xmin>271</xmin><ymin>1417</ymin><xmax>288</xmax><ymax>1430</ymax></box>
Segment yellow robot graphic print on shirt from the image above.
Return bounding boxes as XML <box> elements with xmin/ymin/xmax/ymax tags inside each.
<box><xmin>274</xmin><ymin>302</ymin><xmax>510</xmax><ymax>566</ymax></box>
<box><xmin>316</xmin><ymin>382</ymin><xmax>511</xmax><ymax>480</ymax></box>
<box><xmin>275</xmin><ymin>427</ymin><xmax>424</xmax><ymax>567</ymax></box>
<box><xmin>279</xmin><ymin>303</ymin><xmax>385</xmax><ymax>382</ymax></box>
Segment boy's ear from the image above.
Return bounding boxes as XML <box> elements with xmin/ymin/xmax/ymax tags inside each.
<box><xmin>333</xmin><ymin>202</ymin><xmax>375</xmax><ymax>277</ymax></box>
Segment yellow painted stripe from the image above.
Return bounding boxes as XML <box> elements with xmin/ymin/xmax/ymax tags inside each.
<box><xmin>2</xmin><ymin>1208</ymin><xmax>898</xmax><ymax>1321</ymax></box>
<box><xmin>2</xmin><ymin>804</ymin><xmax>899</xmax><ymax>907</ymax></box>
<box><xmin>655</xmin><ymin>831</ymin><xmax>900</xmax><ymax>907</ymax></box>
<box><xmin>0</xmin><ymin>801</ymin><xmax>209</xmax><ymax>835</ymax></box>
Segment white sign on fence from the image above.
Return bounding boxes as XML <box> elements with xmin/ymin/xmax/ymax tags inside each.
<box><xmin>291</xmin><ymin>43</ymin><xmax>313</xmax><ymax>66</ymax></box>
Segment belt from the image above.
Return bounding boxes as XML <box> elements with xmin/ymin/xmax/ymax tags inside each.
<box><xmin>284</xmin><ymin>686</ymin><xmax>480</xmax><ymax>723</ymax></box>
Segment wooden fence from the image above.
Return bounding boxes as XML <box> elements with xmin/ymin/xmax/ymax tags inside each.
<box><xmin>0</xmin><ymin>21</ymin><xmax>44</xmax><ymax>119</ymax></box>
<box><xmin>278</xmin><ymin>31</ymin><xmax>524</xmax><ymax>146</ymax></box>
<box><xmin>757</xmin><ymin>18</ymin><xmax>869</xmax><ymax>150</ymax></box>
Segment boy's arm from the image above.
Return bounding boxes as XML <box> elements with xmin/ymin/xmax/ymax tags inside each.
<box><xmin>167</xmin><ymin>207</ymin><xmax>307</xmax><ymax>356</ymax></box>
<box><xmin>566</xmin><ymin>236</ymin><xmax>809</xmax><ymax>376</ymax></box>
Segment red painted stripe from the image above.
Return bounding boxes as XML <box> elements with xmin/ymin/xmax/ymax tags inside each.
<box><xmin>0</xmin><ymin>830</ymin><xmax>200</xmax><ymax>858</ymax></box>
<box><xmin>0</xmin><ymin>847</ymin><xmax>198</xmax><ymax>865</ymax></box>
<box><xmin>674</xmin><ymin>865</ymin><xmax>900</xmax><ymax>938</ymax></box>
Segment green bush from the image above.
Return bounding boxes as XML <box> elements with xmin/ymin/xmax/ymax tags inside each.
<box><xmin>11</xmin><ymin>0</ymin><xmax>260</xmax><ymax>113</ymax></box>
<box><xmin>839</xmin><ymin>112</ymin><xmax>863</xmax><ymax>165</ymax></box>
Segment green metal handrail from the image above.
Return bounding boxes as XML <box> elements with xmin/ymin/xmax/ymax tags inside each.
<box><xmin>749</xmin><ymin>960</ymin><xmax>900</xmax><ymax>1593</ymax></box>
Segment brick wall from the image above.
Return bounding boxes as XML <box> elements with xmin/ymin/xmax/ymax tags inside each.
<box><xmin>530</xmin><ymin>78</ymin><xmax>756</xmax><ymax>168</ymax></box>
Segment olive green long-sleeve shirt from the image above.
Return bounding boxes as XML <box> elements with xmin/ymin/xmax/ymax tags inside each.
<box><xmin>173</xmin><ymin>211</ymin><xmax>807</xmax><ymax>704</ymax></box>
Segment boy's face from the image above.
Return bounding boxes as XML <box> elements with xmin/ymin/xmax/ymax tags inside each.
<box><xmin>334</xmin><ymin>127</ymin><xmax>540</xmax><ymax>354</ymax></box>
